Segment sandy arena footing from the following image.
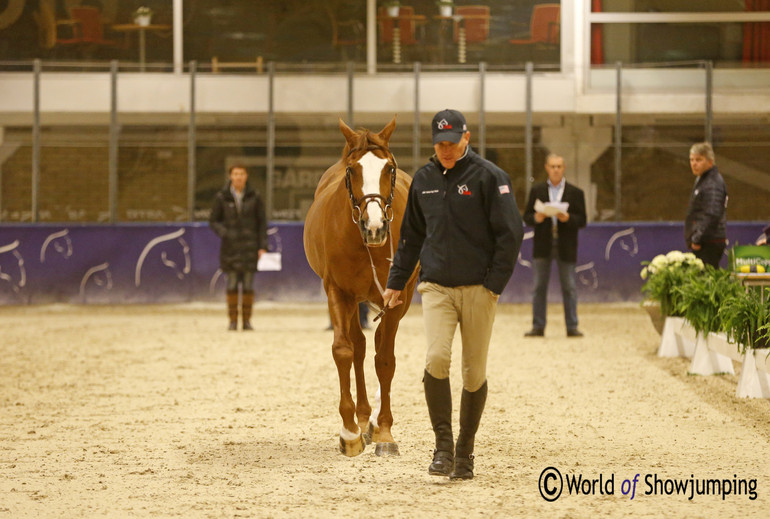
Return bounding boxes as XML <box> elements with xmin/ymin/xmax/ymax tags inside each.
<box><xmin>1</xmin><ymin>302</ymin><xmax>768</xmax><ymax>518</ymax></box>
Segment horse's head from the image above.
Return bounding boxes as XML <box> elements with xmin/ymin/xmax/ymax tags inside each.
<box><xmin>339</xmin><ymin>117</ymin><xmax>398</xmax><ymax>247</ymax></box>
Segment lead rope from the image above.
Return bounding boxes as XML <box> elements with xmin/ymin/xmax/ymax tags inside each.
<box><xmin>362</xmin><ymin>226</ymin><xmax>394</xmax><ymax>322</ymax></box>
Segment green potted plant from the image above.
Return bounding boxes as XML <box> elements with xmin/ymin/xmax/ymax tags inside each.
<box><xmin>718</xmin><ymin>288</ymin><xmax>770</xmax><ymax>353</ymax></box>
<box><xmin>436</xmin><ymin>0</ymin><xmax>455</xmax><ymax>17</ymax></box>
<box><xmin>133</xmin><ymin>6</ymin><xmax>153</xmax><ymax>26</ymax></box>
<box><xmin>640</xmin><ymin>250</ymin><xmax>705</xmax><ymax>332</ymax></box>
<box><xmin>670</xmin><ymin>266</ymin><xmax>743</xmax><ymax>338</ymax></box>
<box><xmin>383</xmin><ymin>0</ymin><xmax>401</xmax><ymax>17</ymax></box>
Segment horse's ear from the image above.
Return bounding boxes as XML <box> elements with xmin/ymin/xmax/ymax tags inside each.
<box><xmin>377</xmin><ymin>115</ymin><xmax>397</xmax><ymax>144</ymax></box>
<box><xmin>339</xmin><ymin>118</ymin><xmax>357</xmax><ymax>146</ymax></box>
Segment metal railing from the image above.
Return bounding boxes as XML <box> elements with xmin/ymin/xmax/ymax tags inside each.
<box><xmin>5</xmin><ymin>59</ymin><xmax>719</xmax><ymax>224</ymax></box>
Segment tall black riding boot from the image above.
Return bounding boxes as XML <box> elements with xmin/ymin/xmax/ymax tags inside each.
<box><xmin>451</xmin><ymin>380</ymin><xmax>488</xmax><ymax>480</ymax></box>
<box><xmin>423</xmin><ymin>369</ymin><xmax>454</xmax><ymax>476</ymax></box>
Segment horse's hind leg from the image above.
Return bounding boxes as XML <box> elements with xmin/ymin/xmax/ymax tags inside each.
<box><xmin>349</xmin><ymin>309</ymin><xmax>372</xmax><ymax>444</ymax></box>
<box><xmin>372</xmin><ymin>314</ymin><xmax>400</xmax><ymax>456</ymax></box>
<box><xmin>328</xmin><ymin>290</ymin><xmax>365</xmax><ymax>456</ymax></box>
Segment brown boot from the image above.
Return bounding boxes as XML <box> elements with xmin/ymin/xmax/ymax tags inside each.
<box><xmin>226</xmin><ymin>291</ymin><xmax>239</xmax><ymax>330</ymax></box>
<box><xmin>241</xmin><ymin>291</ymin><xmax>254</xmax><ymax>331</ymax></box>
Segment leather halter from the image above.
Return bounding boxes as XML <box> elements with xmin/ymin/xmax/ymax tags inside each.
<box><xmin>343</xmin><ymin>145</ymin><xmax>399</xmax><ymax>321</ymax></box>
<box><xmin>344</xmin><ymin>145</ymin><xmax>398</xmax><ymax>226</ymax></box>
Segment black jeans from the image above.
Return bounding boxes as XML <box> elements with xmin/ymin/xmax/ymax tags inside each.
<box><xmin>694</xmin><ymin>242</ymin><xmax>725</xmax><ymax>269</ymax></box>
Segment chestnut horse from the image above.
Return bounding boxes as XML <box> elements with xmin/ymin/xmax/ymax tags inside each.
<box><xmin>303</xmin><ymin>117</ymin><xmax>417</xmax><ymax>456</ymax></box>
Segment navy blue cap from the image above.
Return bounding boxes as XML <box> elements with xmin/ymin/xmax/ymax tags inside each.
<box><xmin>432</xmin><ymin>109</ymin><xmax>468</xmax><ymax>144</ymax></box>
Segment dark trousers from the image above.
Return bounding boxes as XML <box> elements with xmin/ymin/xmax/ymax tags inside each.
<box><xmin>694</xmin><ymin>243</ymin><xmax>725</xmax><ymax>269</ymax></box>
<box><xmin>226</xmin><ymin>271</ymin><xmax>255</xmax><ymax>292</ymax></box>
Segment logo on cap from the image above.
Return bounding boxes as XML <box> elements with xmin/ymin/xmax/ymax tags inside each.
<box><xmin>437</xmin><ymin>118</ymin><xmax>452</xmax><ymax>130</ymax></box>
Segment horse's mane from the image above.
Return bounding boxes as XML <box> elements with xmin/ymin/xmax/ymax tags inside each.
<box><xmin>342</xmin><ymin>129</ymin><xmax>389</xmax><ymax>159</ymax></box>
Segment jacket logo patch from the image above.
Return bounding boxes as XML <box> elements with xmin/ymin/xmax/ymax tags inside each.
<box><xmin>457</xmin><ymin>184</ymin><xmax>472</xmax><ymax>196</ymax></box>
<box><xmin>421</xmin><ymin>189</ymin><xmax>440</xmax><ymax>195</ymax></box>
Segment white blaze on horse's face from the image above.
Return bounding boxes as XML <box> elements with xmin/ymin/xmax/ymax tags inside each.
<box><xmin>358</xmin><ymin>151</ymin><xmax>389</xmax><ymax>246</ymax></box>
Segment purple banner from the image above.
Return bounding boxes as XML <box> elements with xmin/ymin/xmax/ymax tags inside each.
<box><xmin>0</xmin><ymin>222</ymin><xmax>765</xmax><ymax>305</ymax></box>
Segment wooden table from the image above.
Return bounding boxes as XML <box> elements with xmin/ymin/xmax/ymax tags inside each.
<box><xmin>111</xmin><ymin>23</ymin><xmax>171</xmax><ymax>72</ymax></box>
<box><xmin>735</xmin><ymin>272</ymin><xmax>770</xmax><ymax>302</ymax></box>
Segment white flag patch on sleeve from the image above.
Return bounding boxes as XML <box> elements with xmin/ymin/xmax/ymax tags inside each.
<box><xmin>498</xmin><ymin>185</ymin><xmax>510</xmax><ymax>194</ymax></box>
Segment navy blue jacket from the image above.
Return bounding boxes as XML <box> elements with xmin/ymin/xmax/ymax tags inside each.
<box><xmin>387</xmin><ymin>147</ymin><xmax>523</xmax><ymax>295</ymax></box>
<box><xmin>685</xmin><ymin>166</ymin><xmax>728</xmax><ymax>247</ymax></box>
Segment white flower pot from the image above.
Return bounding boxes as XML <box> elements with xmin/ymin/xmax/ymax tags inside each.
<box><xmin>439</xmin><ymin>5</ymin><xmax>453</xmax><ymax>17</ymax></box>
<box><xmin>386</xmin><ymin>6</ymin><xmax>400</xmax><ymax>17</ymax></box>
<box><xmin>134</xmin><ymin>14</ymin><xmax>152</xmax><ymax>27</ymax></box>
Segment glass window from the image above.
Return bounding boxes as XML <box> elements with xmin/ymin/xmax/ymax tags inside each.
<box><xmin>377</xmin><ymin>0</ymin><xmax>560</xmax><ymax>69</ymax></box>
<box><xmin>0</xmin><ymin>127</ymin><xmax>34</xmax><ymax>222</ymax></box>
<box><xmin>590</xmin><ymin>123</ymin><xmax>770</xmax><ymax>222</ymax></box>
<box><xmin>0</xmin><ymin>0</ymin><xmax>563</xmax><ymax>71</ymax></box>
<box><xmin>595</xmin><ymin>0</ymin><xmax>768</xmax><ymax>13</ymax></box>
<box><xmin>0</xmin><ymin>1</ymin><xmax>172</xmax><ymax>70</ymax></box>
<box><xmin>184</xmin><ymin>1</ymin><xmax>354</xmax><ymax>67</ymax></box>
<box><xmin>0</xmin><ymin>126</ymin><xmax>111</xmax><ymax>223</ymax></box>
<box><xmin>118</xmin><ymin>126</ymin><xmax>188</xmax><ymax>221</ymax></box>
<box><xmin>593</xmin><ymin>22</ymin><xmax>748</xmax><ymax>66</ymax></box>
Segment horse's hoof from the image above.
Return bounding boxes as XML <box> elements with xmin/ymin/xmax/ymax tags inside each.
<box><xmin>364</xmin><ymin>422</ymin><xmax>380</xmax><ymax>445</ymax></box>
<box><xmin>362</xmin><ymin>422</ymin><xmax>375</xmax><ymax>445</ymax></box>
<box><xmin>339</xmin><ymin>433</ymin><xmax>366</xmax><ymax>457</ymax></box>
<box><xmin>374</xmin><ymin>442</ymin><xmax>399</xmax><ymax>457</ymax></box>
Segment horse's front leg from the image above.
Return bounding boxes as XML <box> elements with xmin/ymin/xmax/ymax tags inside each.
<box><xmin>328</xmin><ymin>288</ymin><xmax>365</xmax><ymax>456</ymax></box>
<box><xmin>349</xmin><ymin>307</ymin><xmax>372</xmax><ymax>444</ymax></box>
<box><xmin>372</xmin><ymin>312</ymin><xmax>400</xmax><ymax>456</ymax></box>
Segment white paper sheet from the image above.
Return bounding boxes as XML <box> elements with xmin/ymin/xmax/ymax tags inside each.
<box><xmin>257</xmin><ymin>252</ymin><xmax>282</xmax><ymax>271</ymax></box>
<box><xmin>534</xmin><ymin>199</ymin><xmax>569</xmax><ymax>217</ymax></box>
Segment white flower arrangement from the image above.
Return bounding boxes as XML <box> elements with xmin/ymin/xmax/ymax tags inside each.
<box><xmin>640</xmin><ymin>250</ymin><xmax>704</xmax><ymax>279</ymax></box>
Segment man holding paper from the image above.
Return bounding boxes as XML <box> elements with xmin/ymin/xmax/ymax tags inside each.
<box><xmin>523</xmin><ymin>153</ymin><xmax>587</xmax><ymax>337</ymax></box>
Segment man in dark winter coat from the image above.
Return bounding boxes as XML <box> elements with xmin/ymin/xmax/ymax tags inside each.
<box><xmin>684</xmin><ymin>142</ymin><xmax>728</xmax><ymax>268</ymax></box>
<box><xmin>209</xmin><ymin>165</ymin><xmax>268</xmax><ymax>330</ymax></box>
<box><xmin>523</xmin><ymin>153</ymin><xmax>587</xmax><ymax>338</ymax></box>
<box><xmin>382</xmin><ymin>109</ymin><xmax>523</xmax><ymax>481</ymax></box>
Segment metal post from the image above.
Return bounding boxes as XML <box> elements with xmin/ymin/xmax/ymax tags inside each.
<box><xmin>32</xmin><ymin>59</ymin><xmax>41</xmax><ymax>223</ymax></box>
<box><xmin>366</xmin><ymin>0</ymin><xmax>376</xmax><ymax>74</ymax></box>
<box><xmin>413</xmin><ymin>61</ymin><xmax>420</xmax><ymax>172</ymax></box>
<box><xmin>478</xmin><ymin>61</ymin><xmax>486</xmax><ymax>159</ymax></box>
<box><xmin>614</xmin><ymin>61</ymin><xmax>623</xmax><ymax>222</ymax></box>
<box><xmin>187</xmin><ymin>61</ymin><xmax>197</xmax><ymax>221</ymax></box>
<box><xmin>266</xmin><ymin>62</ymin><xmax>276</xmax><ymax>222</ymax></box>
<box><xmin>172</xmin><ymin>0</ymin><xmax>183</xmax><ymax>73</ymax></box>
<box><xmin>525</xmin><ymin>61</ymin><xmax>533</xmax><ymax>198</ymax></box>
<box><xmin>108</xmin><ymin>60</ymin><xmax>119</xmax><ymax>223</ymax></box>
<box><xmin>347</xmin><ymin>61</ymin><xmax>354</xmax><ymax>127</ymax></box>
<box><xmin>705</xmin><ymin>60</ymin><xmax>713</xmax><ymax>144</ymax></box>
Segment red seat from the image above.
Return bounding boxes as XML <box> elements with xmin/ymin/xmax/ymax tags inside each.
<box><xmin>378</xmin><ymin>6</ymin><xmax>421</xmax><ymax>46</ymax></box>
<box><xmin>454</xmin><ymin>6</ymin><xmax>490</xmax><ymax>44</ymax></box>
<box><xmin>68</xmin><ymin>6</ymin><xmax>116</xmax><ymax>46</ymax></box>
<box><xmin>509</xmin><ymin>4</ymin><xmax>561</xmax><ymax>47</ymax></box>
